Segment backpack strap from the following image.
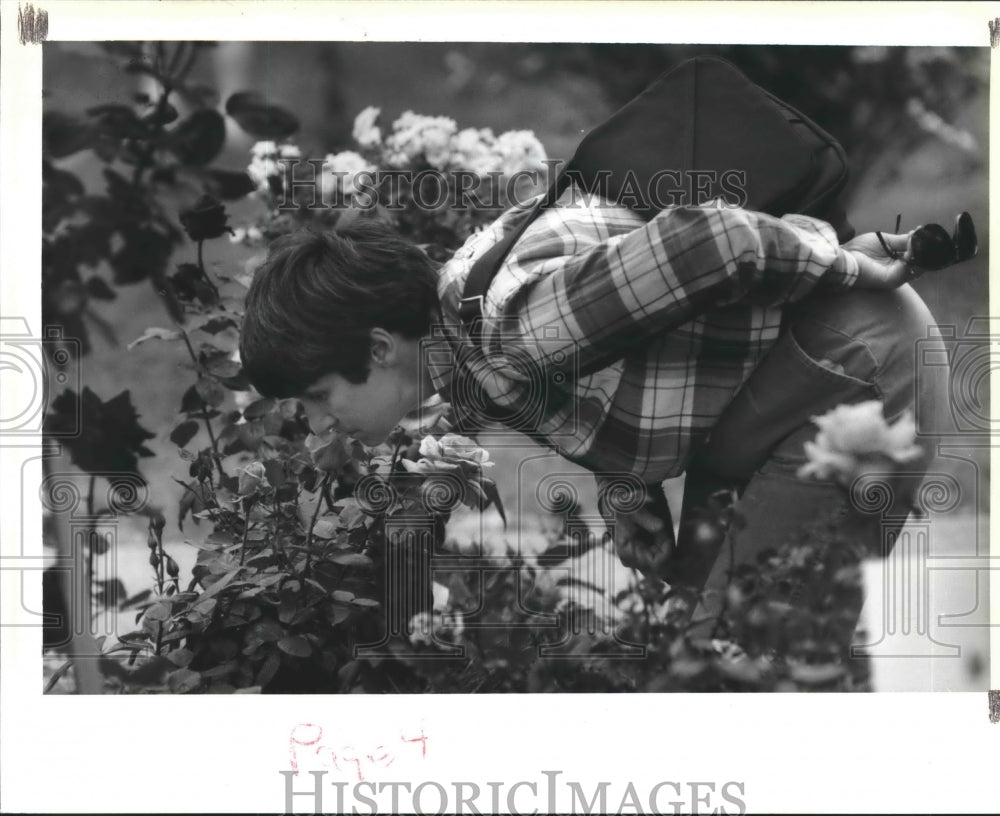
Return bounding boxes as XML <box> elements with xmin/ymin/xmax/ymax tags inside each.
<box><xmin>457</xmin><ymin>173</ymin><xmax>570</xmax><ymax>346</ymax></box>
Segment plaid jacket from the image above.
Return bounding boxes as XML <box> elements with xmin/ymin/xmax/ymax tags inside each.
<box><xmin>426</xmin><ymin>192</ymin><xmax>860</xmax><ymax>484</ymax></box>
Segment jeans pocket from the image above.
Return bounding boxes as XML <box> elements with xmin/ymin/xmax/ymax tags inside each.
<box><xmin>787</xmin><ymin>320</ymin><xmax>880</xmax><ymax>394</ymax></box>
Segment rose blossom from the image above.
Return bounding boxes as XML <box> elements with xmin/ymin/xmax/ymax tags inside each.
<box><xmin>798</xmin><ymin>400</ymin><xmax>923</xmax><ymax>484</ymax></box>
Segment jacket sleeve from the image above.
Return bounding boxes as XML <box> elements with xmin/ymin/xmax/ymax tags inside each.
<box><xmin>496</xmin><ymin>204</ymin><xmax>860</xmax><ymax>376</ymax></box>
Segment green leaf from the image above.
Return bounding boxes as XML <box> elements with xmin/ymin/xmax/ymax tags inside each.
<box><xmin>170</xmin><ymin>420</ymin><xmax>200</xmax><ymax>448</ymax></box>
<box><xmin>207</xmin><ymin>358</ymin><xmax>241</xmax><ymax>379</ymax></box>
<box><xmin>242</xmin><ymin>398</ymin><xmax>276</xmax><ymax>420</ymax></box>
<box><xmin>144</xmin><ymin>602</ymin><xmax>171</xmax><ymax>622</ymax></box>
<box><xmin>225</xmin><ymin>91</ymin><xmax>299</xmax><ymax>140</ymax></box>
<box><xmin>311</xmin><ymin>519</ymin><xmax>338</xmax><ymax>540</ymax></box>
<box><xmin>198</xmin><ymin>568</ymin><xmax>242</xmax><ymax>601</ymax></box>
<box><xmin>481</xmin><ymin>478</ymin><xmax>507</xmax><ymax>526</ymax></box>
<box><xmin>351</xmin><ymin>597</ymin><xmax>380</xmax><ymax>609</ymax></box>
<box><xmin>128</xmin><ymin>327</ymin><xmax>182</xmax><ymax>351</ymax></box>
<box><xmin>187</xmin><ymin>312</ymin><xmax>239</xmax><ymax>335</ymax></box>
<box><xmin>167</xmin><ymin>648</ymin><xmax>194</xmax><ymax>668</ymax></box>
<box><xmin>160</xmin><ymin>628</ymin><xmax>190</xmax><ymax>645</ymax></box>
<box><xmin>166</xmin><ymin>668</ymin><xmax>202</xmax><ymax>693</ymax></box>
<box><xmin>717</xmin><ymin>657</ymin><xmax>765</xmax><ymax>686</ymax></box>
<box><xmin>337</xmin><ymin>500</ymin><xmax>366</xmax><ymax>531</ymax></box>
<box><xmin>304</xmin><ymin>578</ymin><xmax>328</xmax><ymax>595</ymax></box>
<box><xmin>116</xmin><ymin>630</ymin><xmax>151</xmax><ymax>645</ymax></box>
<box><xmin>203</xmin><ymin>168</ymin><xmax>257</xmax><ymax>201</ymax></box>
<box><xmin>200</xmin><ymin>660</ymin><xmax>239</xmax><ymax>679</ymax></box>
<box><xmin>168</xmin><ymin>109</ymin><xmax>226</xmax><ymax>166</ymax></box>
<box><xmin>277</xmin><ymin>635</ymin><xmax>312</xmax><ymax>658</ymax></box>
<box><xmin>249</xmin><ymin>618</ymin><xmax>284</xmax><ymax>643</ymax></box>
<box><xmin>255</xmin><ymin>651</ymin><xmax>281</xmax><ymax>687</ymax></box>
<box><xmin>327</xmin><ymin>604</ymin><xmax>351</xmax><ymax>626</ymax></box>
<box><xmin>331</xmin><ymin>589</ymin><xmax>354</xmax><ymax>603</ymax></box>
<box><xmin>195</xmin><ymin>378</ymin><xmax>226</xmax><ymax>407</ymax></box>
<box><xmin>331</xmin><ymin>553</ymin><xmax>373</xmax><ymax>570</ymax></box>
<box><xmin>126</xmin><ymin>655</ymin><xmax>173</xmax><ymax>685</ymax></box>
<box><xmin>43</xmin><ymin>111</ymin><xmax>93</xmax><ymax>158</ymax></box>
<box><xmin>787</xmin><ymin>663</ymin><xmax>846</xmax><ymax>686</ymax></box>
<box><xmin>277</xmin><ymin>599</ymin><xmax>298</xmax><ymax>625</ymax></box>
<box><xmin>93</xmin><ymin>577</ymin><xmax>126</xmax><ymax>607</ymax></box>
<box><xmin>84</xmin><ymin>277</ymin><xmax>116</xmax><ymax>300</ymax></box>
<box><xmin>193</xmin><ymin>597</ymin><xmax>218</xmax><ymax>616</ymax></box>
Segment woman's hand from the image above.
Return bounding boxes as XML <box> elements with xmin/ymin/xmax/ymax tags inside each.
<box><xmin>600</xmin><ymin>481</ymin><xmax>676</xmax><ymax>580</ymax></box>
<box><xmin>842</xmin><ymin>231</ymin><xmax>916</xmax><ymax>290</ymax></box>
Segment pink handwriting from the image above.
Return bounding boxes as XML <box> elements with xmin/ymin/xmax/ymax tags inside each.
<box><xmin>289</xmin><ymin>722</ymin><xmax>428</xmax><ymax>781</ymax></box>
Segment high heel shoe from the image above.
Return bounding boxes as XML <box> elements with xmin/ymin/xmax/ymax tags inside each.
<box><xmin>876</xmin><ymin>212</ymin><xmax>978</xmax><ymax>272</ymax></box>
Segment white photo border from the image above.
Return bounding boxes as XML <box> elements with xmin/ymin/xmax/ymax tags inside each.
<box><xmin>1</xmin><ymin>2</ymin><xmax>996</xmax><ymax>813</ymax></box>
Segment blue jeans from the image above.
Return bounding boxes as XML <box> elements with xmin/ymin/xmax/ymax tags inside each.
<box><xmin>670</xmin><ymin>284</ymin><xmax>947</xmax><ymax>627</ymax></box>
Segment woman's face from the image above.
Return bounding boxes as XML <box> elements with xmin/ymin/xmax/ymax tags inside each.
<box><xmin>297</xmin><ymin>329</ymin><xmax>423</xmax><ymax>447</ymax></box>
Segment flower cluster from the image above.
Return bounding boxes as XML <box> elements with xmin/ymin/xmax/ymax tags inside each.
<box><xmin>407</xmin><ymin>580</ymin><xmax>465</xmax><ymax>646</ymax></box>
<box><xmin>798</xmin><ymin>400</ymin><xmax>923</xmax><ymax>484</ymax></box>
<box><xmin>351</xmin><ymin>105</ymin><xmax>382</xmax><ymax>148</ymax></box>
<box><xmin>384</xmin><ymin>111</ymin><xmax>458</xmax><ymax>170</ymax></box>
<box><xmin>237</xmin><ymin>106</ymin><xmax>550</xmax><ymax>261</ymax></box>
<box><xmin>350</xmin><ymin>107</ymin><xmax>547</xmax><ymax>179</ymax></box>
<box><xmin>247</xmin><ymin>140</ymin><xmax>302</xmax><ymax>194</ymax></box>
<box><xmin>320</xmin><ymin>150</ymin><xmax>375</xmax><ymax>199</ymax></box>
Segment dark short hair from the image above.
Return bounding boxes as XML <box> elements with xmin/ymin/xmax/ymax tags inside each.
<box><xmin>239</xmin><ymin>219</ymin><xmax>439</xmax><ymax>398</ymax></box>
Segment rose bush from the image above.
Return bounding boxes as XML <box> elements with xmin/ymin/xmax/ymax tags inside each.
<box><xmin>43</xmin><ymin>43</ymin><xmax>912</xmax><ymax>694</ymax></box>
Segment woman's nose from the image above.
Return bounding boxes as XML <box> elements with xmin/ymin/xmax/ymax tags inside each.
<box><xmin>303</xmin><ymin>403</ymin><xmax>335</xmax><ymax>436</ymax></box>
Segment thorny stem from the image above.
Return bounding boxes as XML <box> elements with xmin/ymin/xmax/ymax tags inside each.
<box><xmin>631</xmin><ymin>568</ymin><xmax>652</xmax><ymax>640</ymax></box>
<box><xmin>131</xmin><ymin>74</ymin><xmax>174</xmax><ymax>190</ymax></box>
<box><xmin>196</xmin><ymin>240</ymin><xmax>221</xmax><ymax>299</ymax></box>
<box><xmin>303</xmin><ymin>474</ymin><xmax>333</xmax><ymax>582</ymax></box>
<box><xmin>148</xmin><ymin>517</ymin><xmax>165</xmax><ymax>656</ymax></box>
<box><xmin>387</xmin><ymin>431</ymin><xmax>407</xmax><ymax>492</ymax></box>
<box><xmin>179</xmin><ymin>328</ymin><xmax>226</xmax><ymax>486</ymax></box>
<box><xmin>240</xmin><ymin>498</ymin><xmax>255</xmax><ymax>566</ymax></box>
<box><xmin>710</xmin><ymin>525</ymin><xmax>738</xmax><ymax>640</ymax></box>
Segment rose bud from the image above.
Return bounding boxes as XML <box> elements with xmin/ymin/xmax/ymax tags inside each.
<box><xmin>238</xmin><ymin>461</ymin><xmax>269</xmax><ymax>496</ymax></box>
<box><xmin>179</xmin><ymin>194</ymin><xmax>234</xmax><ymax>243</ymax></box>
<box><xmin>150</xmin><ymin>512</ymin><xmax>166</xmax><ymax>534</ymax></box>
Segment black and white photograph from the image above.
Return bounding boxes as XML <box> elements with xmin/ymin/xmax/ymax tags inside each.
<box><xmin>1</xmin><ymin>2</ymin><xmax>996</xmax><ymax>814</ymax></box>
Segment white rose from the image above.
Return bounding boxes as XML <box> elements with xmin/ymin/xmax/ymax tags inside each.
<box><xmin>321</xmin><ymin>150</ymin><xmax>375</xmax><ymax>199</ymax></box>
<box><xmin>407</xmin><ymin>611</ymin><xmax>435</xmax><ymax>646</ymax></box>
<box><xmin>250</xmin><ymin>140</ymin><xmax>278</xmax><ymax>159</ymax></box>
<box><xmin>495</xmin><ymin>129</ymin><xmax>547</xmax><ymax>177</ymax></box>
<box><xmin>438</xmin><ymin>433</ymin><xmax>491</xmax><ymax>465</ymax></box>
<box><xmin>247</xmin><ymin>142</ymin><xmax>301</xmax><ymax>192</ymax></box>
<box><xmin>451</xmin><ymin>127</ymin><xmax>502</xmax><ymax>176</ymax></box>
<box><xmin>385</xmin><ymin>111</ymin><xmax>458</xmax><ymax>169</ymax></box>
<box><xmin>352</xmin><ymin>106</ymin><xmax>382</xmax><ymax>148</ymax></box>
<box><xmin>431</xmin><ymin>581</ymin><xmax>450</xmax><ymax>611</ymax></box>
<box><xmin>797</xmin><ymin>400</ymin><xmax>923</xmax><ymax>483</ymax></box>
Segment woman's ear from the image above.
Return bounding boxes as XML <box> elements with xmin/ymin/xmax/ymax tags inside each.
<box><xmin>369</xmin><ymin>327</ymin><xmax>396</xmax><ymax>366</ymax></box>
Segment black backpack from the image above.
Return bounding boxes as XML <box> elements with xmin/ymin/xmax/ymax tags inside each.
<box><xmin>459</xmin><ymin>55</ymin><xmax>854</xmax><ymax>354</ymax></box>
